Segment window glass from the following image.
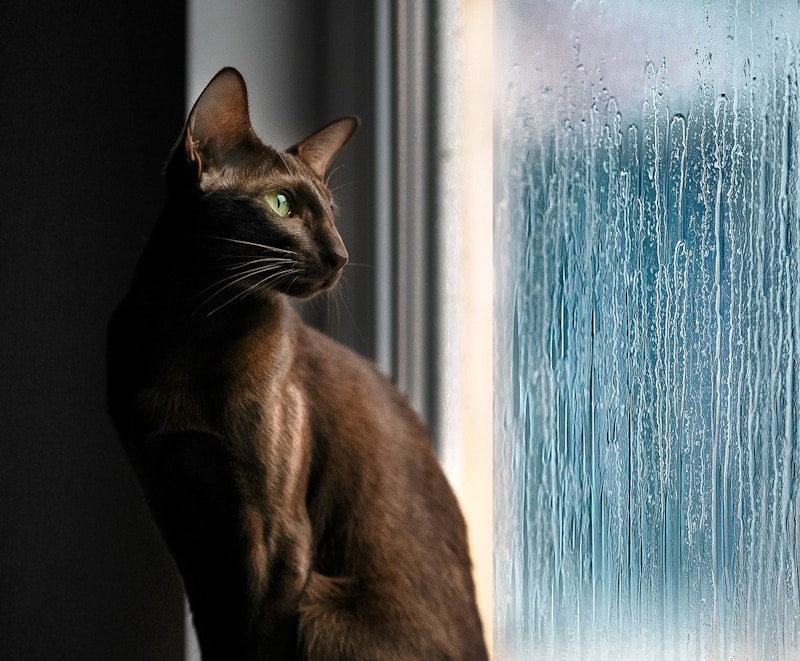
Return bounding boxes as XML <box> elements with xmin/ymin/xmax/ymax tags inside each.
<box><xmin>495</xmin><ymin>1</ymin><xmax>800</xmax><ymax>658</ymax></box>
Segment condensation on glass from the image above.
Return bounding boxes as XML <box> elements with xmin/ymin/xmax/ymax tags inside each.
<box><xmin>495</xmin><ymin>1</ymin><xmax>800</xmax><ymax>659</ymax></box>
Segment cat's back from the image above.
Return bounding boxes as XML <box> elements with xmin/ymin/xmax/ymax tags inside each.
<box><xmin>291</xmin><ymin>318</ymin><xmax>430</xmax><ymax>453</ymax></box>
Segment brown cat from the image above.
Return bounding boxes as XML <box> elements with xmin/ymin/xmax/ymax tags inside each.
<box><xmin>107</xmin><ymin>67</ymin><xmax>487</xmax><ymax>660</ymax></box>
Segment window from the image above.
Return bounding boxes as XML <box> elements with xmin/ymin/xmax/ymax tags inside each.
<box><xmin>495</xmin><ymin>1</ymin><xmax>800</xmax><ymax>657</ymax></box>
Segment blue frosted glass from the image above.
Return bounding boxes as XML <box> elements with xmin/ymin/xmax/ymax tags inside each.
<box><xmin>495</xmin><ymin>1</ymin><xmax>800</xmax><ymax>659</ymax></box>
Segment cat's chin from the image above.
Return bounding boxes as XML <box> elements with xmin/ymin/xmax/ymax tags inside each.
<box><xmin>280</xmin><ymin>271</ymin><xmax>342</xmax><ymax>299</ymax></box>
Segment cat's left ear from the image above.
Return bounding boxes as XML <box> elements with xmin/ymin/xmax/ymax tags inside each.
<box><xmin>287</xmin><ymin>116</ymin><xmax>360</xmax><ymax>178</ymax></box>
<box><xmin>182</xmin><ymin>67</ymin><xmax>258</xmax><ymax>179</ymax></box>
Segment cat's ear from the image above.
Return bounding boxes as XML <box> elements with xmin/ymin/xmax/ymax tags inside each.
<box><xmin>182</xmin><ymin>67</ymin><xmax>257</xmax><ymax>178</ymax></box>
<box><xmin>287</xmin><ymin>117</ymin><xmax>360</xmax><ymax>178</ymax></box>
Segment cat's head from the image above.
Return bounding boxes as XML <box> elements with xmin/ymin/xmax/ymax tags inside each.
<box><xmin>165</xmin><ymin>67</ymin><xmax>358</xmax><ymax>303</ymax></box>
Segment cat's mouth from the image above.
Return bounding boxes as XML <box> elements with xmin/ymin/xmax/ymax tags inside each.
<box><xmin>289</xmin><ymin>247</ymin><xmax>348</xmax><ymax>298</ymax></box>
<box><xmin>320</xmin><ymin>270</ymin><xmax>344</xmax><ymax>291</ymax></box>
<box><xmin>289</xmin><ymin>266</ymin><xmax>344</xmax><ymax>298</ymax></box>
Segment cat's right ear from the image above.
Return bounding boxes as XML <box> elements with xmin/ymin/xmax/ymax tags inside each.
<box><xmin>167</xmin><ymin>67</ymin><xmax>257</xmax><ymax>187</ymax></box>
<box><xmin>287</xmin><ymin>116</ymin><xmax>360</xmax><ymax>178</ymax></box>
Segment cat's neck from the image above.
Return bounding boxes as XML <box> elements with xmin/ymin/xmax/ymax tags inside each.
<box><xmin>109</xmin><ymin>256</ymin><xmax>298</xmax><ymax>440</ymax></box>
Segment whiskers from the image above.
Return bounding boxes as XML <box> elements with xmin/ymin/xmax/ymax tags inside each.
<box><xmin>325</xmin><ymin>164</ymin><xmax>344</xmax><ymax>188</ymax></box>
<box><xmin>328</xmin><ymin>181</ymin><xmax>359</xmax><ymax>198</ymax></box>
<box><xmin>308</xmin><ymin>265</ymin><xmax>370</xmax><ymax>350</ymax></box>
<box><xmin>200</xmin><ymin>259</ymin><xmax>302</xmax><ymax>318</ymax></box>
<box><xmin>187</xmin><ymin>233</ymin><xmax>297</xmax><ymax>256</ymax></box>
<box><xmin>187</xmin><ymin>233</ymin><xmax>303</xmax><ymax>318</ymax></box>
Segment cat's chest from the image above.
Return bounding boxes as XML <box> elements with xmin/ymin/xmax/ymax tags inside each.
<box><xmin>157</xmin><ymin>313</ymin><xmax>297</xmax><ymax>428</ymax></box>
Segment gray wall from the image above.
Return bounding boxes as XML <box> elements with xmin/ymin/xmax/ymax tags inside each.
<box><xmin>0</xmin><ymin>2</ymin><xmax>187</xmax><ymax>659</ymax></box>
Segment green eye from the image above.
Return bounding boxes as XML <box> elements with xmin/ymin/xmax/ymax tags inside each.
<box><xmin>266</xmin><ymin>191</ymin><xmax>292</xmax><ymax>217</ymax></box>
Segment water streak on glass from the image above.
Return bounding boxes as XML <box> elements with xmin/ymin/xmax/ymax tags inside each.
<box><xmin>495</xmin><ymin>1</ymin><xmax>800</xmax><ymax>658</ymax></box>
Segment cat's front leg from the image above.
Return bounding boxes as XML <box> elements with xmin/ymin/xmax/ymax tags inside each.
<box><xmin>131</xmin><ymin>428</ymin><xmax>313</xmax><ymax>658</ymax></box>
<box><xmin>131</xmin><ymin>430</ymin><xmax>263</xmax><ymax>658</ymax></box>
<box><xmin>239</xmin><ymin>495</ymin><xmax>314</xmax><ymax>652</ymax></box>
<box><xmin>227</xmin><ymin>386</ymin><xmax>318</xmax><ymax>653</ymax></box>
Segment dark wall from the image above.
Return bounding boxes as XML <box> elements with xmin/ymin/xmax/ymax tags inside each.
<box><xmin>0</xmin><ymin>2</ymin><xmax>186</xmax><ymax>659</ymax></box>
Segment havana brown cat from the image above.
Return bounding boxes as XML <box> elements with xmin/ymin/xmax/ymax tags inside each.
<box><xmin>107</xmin><ymin>68</ymin><xmax>487</xmax><ymax>660</ymax></box>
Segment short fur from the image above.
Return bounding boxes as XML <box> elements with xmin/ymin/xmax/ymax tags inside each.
<box><xmin>107</xmin><ymin>68</ymin><xmax>487</xmax><ymax>660</ymax></box>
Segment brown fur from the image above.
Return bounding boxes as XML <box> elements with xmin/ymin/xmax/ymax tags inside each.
<box><xmin>107</xmin><ymin>67</ymin><xmax>487</xmax><ymax>660</ymax></box>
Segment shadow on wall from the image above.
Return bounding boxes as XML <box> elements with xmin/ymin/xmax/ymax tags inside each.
<box><xmin>0</xmin><ymin>2</ymin><xmax>186</xmax><ymax>659</ymax></box>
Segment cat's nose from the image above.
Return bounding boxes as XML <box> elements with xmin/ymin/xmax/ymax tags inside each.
<box><xmin>329</xmin><ymin>248</ymin><xmax>349</xmax><ymax>272</ymax></box>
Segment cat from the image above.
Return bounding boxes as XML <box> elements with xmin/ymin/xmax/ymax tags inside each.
<box><xmin>107</xmin><ymin>67</ymin><xmax>487</xmax><ymax>660</ymax></box>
